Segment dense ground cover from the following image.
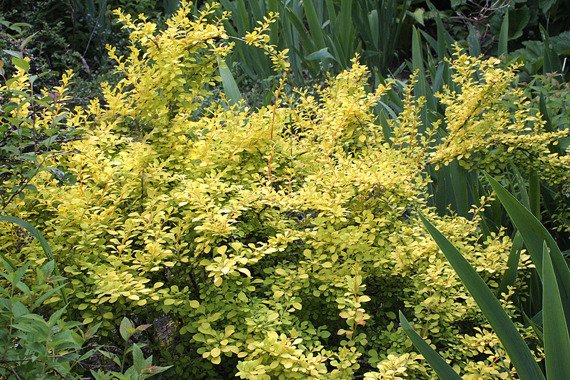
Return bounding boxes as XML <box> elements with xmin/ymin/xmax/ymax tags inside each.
<box><xmin>0</xmin><ymin>1</ymin><xmax>569</xmax><ymax>379</ymax></box>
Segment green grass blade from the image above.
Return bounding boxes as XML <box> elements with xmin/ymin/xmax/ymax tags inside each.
<box><xmin>450</xmin><ymin>161</ymin><xmax>468</xmax><ymax>217</ymax></box>
<box><xmin>411</xmin><ymin>26</ymin><xmax>424</xmax><ymax>73</ymax></box>
<box><xmin>162</xmin><ymin>0</ymin><xmax>179</xmax><ymax>15</ymax></box>
<box><xmin>528</xmin><ymin>171</ymin><xmax>541</xmax><ymax>220</ymax></box>
<box><xmin>217</xmin><ymin>57</ymin><xmax>242</xmax><ymax>105</ymax></box>
<box><xmin>235</xmin><ymin>0</ymin><xmax>251</xmax><ymax>34</ymax></box>
<box><xmin>419</xmin><ymin>213</ymin><xmax>545</xmax><ymax>380</ymax></box>
<box><xmin>368</xmin><ymin>9</ymin><xmax>379</xmax><ymax>49</ymax></box>
<box><xmin>0</xmin><ymin>215</ymin><xmax>67</xmax><ymax>304</ymax></box>
<box><xmin>0</xmin><ymin>215</ymin><xmax>55</xmax><ymax>261</ymax></box>
<box><xmin>399</xmin><ymin>311</ymin><xmax>461</xmax><ymax>380</ymax></box>
<box><xmin>542</xmin><ymin>242</ymin><xmax>570</xmax><ymax>379</ymax></box>
<box><xmin>523</xmin><ymin>311</ymin><xmax>544</xmax><ymax>344</ymax></box>
<box><xmin>498</xmin><ymin>10</ymin><xmax>509</xmax><ymax>56</ymax></box>
<box><xmin>498</xmin><ymin>231</ymin><xmax>523</xmax><ymax>295</ymax></box>
<box><xmin>486</xmin><ymin>174</ymin><xmax>570</xmax><ymax>318</ymax></box>
<box><xmin>467</xmin><ymin>25</ymin><xmax>481</xmax><ymax>57</ymax></box>
<box><xmin>541</xmin><ymin>26</ymin><xmax>562</xmax><ymax>74</ymax></box>
<box><xmin>303</xmin><ymin>0</ymin><xmax>326</xmax><ymax>49</ymax></box>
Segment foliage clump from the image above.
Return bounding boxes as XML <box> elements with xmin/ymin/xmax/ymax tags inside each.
<box><xmin>432</xmin><ymin>49</ymin><xmax>569</xmax><ymax>188</ymax></box>
<box><xmin>3</xmin><ymin>2</ymin><xmax>565</xmax><ymax>378</ymax></box>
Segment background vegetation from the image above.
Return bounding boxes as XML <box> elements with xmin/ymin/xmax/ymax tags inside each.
<box><xmin>0</xmin><ymin>0</ymin><xmax>568</xmax><ymax>378</ymax></box>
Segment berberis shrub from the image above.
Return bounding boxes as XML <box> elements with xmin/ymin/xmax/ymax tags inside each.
<box><xmin>2</xmin><ymin>2</ymin><xmax>567</xmax><ymax>378</ymax></box>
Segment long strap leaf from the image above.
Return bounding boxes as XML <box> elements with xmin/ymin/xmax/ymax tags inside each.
<box><xmin>419</xmin><ymin>213</ymin><xmax>545</xmax><ymax>380</ymax></box>
<box><xmin>399</xmin><ymin>311</ymin><xmax>461</xmax><ymax>380</ymax></box>
<box><xmin>0</xmin><ymin>215</ymin><xmax>67</xmax><ymax>304</ymax></box>
<box><xmin>498</xmin><ymin>231</ymin><xmax>523</xmax><ymax>295</ymax></box>
<box><xmin>542</xmin><ymin>242</ymin><xmax>570</xmax><ymax>380</ymax></box>
<box><xmin>486</xmin><ymin>174</ymin><xmax>570</xmax><ymax>328</ymax></box>
<box><xmin>217</xmin><ymin>57</ymin><xmax>242</xmax><ymax>105</ymax></box>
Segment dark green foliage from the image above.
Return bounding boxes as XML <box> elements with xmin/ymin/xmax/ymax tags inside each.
<box><xmin>0</xmin><ymin>259</ymin><xmax>92</xmax><ymax>379</ymax></box>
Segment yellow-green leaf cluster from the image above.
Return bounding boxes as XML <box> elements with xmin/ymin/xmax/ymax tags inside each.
<box><xmin>1</xmin><ymin>5</ymin><xmax>547</xmax><ymax>378</ymax></box>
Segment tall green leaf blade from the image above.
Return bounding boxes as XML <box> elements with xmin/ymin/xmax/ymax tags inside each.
<box><xmin>450</xmin><ymin>161</ymin><xmax>468</xmax><ymax>217</ymax></box>
<box><xmin>498</xmin><ymin>231</ymin><xmax>523</xmax><ymax>295</ymax></box>
<box><xmin>399</xmin><ymin>311</ymin><xmax>461</xmax><ymax>380</ymax></box>
<box><xmin>411</xmin><ymin>26</ymin><xmax>424</xmax><ymax>73</ymax></box>
<box><xmin>542</xmin><ymin>242</ymin><xmax>570</xmax><ymax>380</ymax></box>
<box><xmin>419</xmin><ymin>213</ymin><xmax>545</xmax><ymax>380</ymax></box>
<box><xmin>337</xmin><ymin>0</ymin><xmax>353</xmax><ymax>66</ymax></box>
<box><xmin>498</xmin><ymin>10</ymin><xmax>509</xmax><ymax>56</ymax></box>
<box><xmin>486</xmin><ymin>174</ymin><xmax>570</xmax><ymax>326</ymax></box>
<box><xmin>538</xmin><ymin>93</ymin><xmax>553</xmax><ymax>132</ymax></box>
<box><xmin>541</xmin><ymin>26</ymin><xmax>562</xmax><ymax>74</ymax></box>
<box><xmin>0</xmin><ymin>215</ymin><xmax>67</xmax><ymax>304</ymax></box>
<box><xmin>235</xmin><ymin>0</ymin><xmax>251</xmax><ymax>34</ymax></box>
<box><xmin>528</xmin><ymin>171</ymin><xmax>541</xmax><ymax>219</ymax></box>
<box><xmin>217</xmin><ymin>58</ymin><xmax>242</xmax><ymax>105</ymax></box>
<box><xmin>285</xmin><ymin>6</ymin><xmax>318</xmax><ymax>63</ymax></box>
<box><xmin>162</xmin><ymin>0</ymin><xmax>179</xmax><ymax>15</ymax></box>
<box><xmin>0</xmin><ymin>215</ymin><xmax>54</xmax><ymax>261</ymax></box>
<box><xmin>411</xmin><ymin>26</ymin><xmax>431</xmax><ymax>133</ymax></box>
<box><xmin>486</xmin><ymin>175</ymin><xmax>557</xmax><ymax>274</ymax></box>
<box><xmin>368</xmin><ymin>9</ymin><xmax>379</xmax><ymax>49</ymax></box>
<box><xmin>467</xmin><ymin>25</ymin><xmax>481</xmax><ymax>57</ymax></box>
<box><xmin>303</xmin><ymin>0</ymin><xmax>326</xmax><ymax>49</ymax></box>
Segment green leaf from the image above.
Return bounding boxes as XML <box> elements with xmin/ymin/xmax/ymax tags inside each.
<box><xmin>119</xmin><ymin>317</ymin><xmax>136</xmax><ymax>342</ymax></box>
<box><xmin>450</xmin><ymin>161</ymin><xmax>468</xmax><ymax>217</ymax></box>
<box><xmin>539</xmin><ymin>0</ymin><xmax>556</xmax><ymax>14</ymax></box>
<box><xmin>498</xmin><ymin>10</ymin><xmax>509</xmax><ymax>56</ymax></box>
<box><xmin>409</xmin><ymin>8</ymin><xmax>425</xmax><ymax>26</ymax></box>
<box><xmin>411</xmin><ymin>26</ymin><xmax>424</xmax><ymax>73</ymax></box>
<box><xmin>132</xmin><ymin>343</ymin><xmax>145</xmax><ymax>374</ymax></box>
<box><xmin>143</xmin><ymin>365</ymin><xmax>173</xmax><ymax>375</ymax></box>
<box><xmin>523</xmin><ymin>311</ymin><xmax>544</xmax><ymax>344</ymax></box>
<box><xmin>498</xmin><ymin>231</ymin><xmax>523</xmax><ymax>295</ymax></box>
<box><xmin>3</xmin><ymin>49</ymin><xmax>22</xmax><ymax>59</ymax></box>
<box><xmin>162</xmin><ymin>0</ymin><xmax>179</xmax><ymax>15</ymax></box>
<box><xmin>0</xmin><ymin>215</ymin><xmax>68</xmax><ymax>304</ymax></box>
<box><xmin>542</xmin><ymin>242</ymin><xmax>570</xmax><ymax>380</ymax></box>
<box><xmin>304</xmin><ymin>47</ymin><xmax>336</xmax><ymax>62</ymax></box>
<box><xmin>541</xmin><ymin>26</ymin><xmax>562</xmax><ymax>74</ymax></box>
<box><xmin>528</xmin><ymin>171</ymin><xmax>541</xmax><ymax>219</ymax></box>
<box><xmin>0</xmin><ymin>216</ymin><xmax>54</xmax><ymax>262</ymax></box>
<box><xmin>303</xmin><ymin>0</ymin><xmax>326</xmax><ymax>50</ymax></box>
<box><xmin>450</xmin><ymin>0</ymin><xmax>467</xmax><ymax>9</ymax></box>
<box><xmin>47</xmin><ymin>306</ymin><xmax>67</xmax><ymax>327</ymax></box>
<box><xmin>399</xmin><ymin>311</ymin><xmax>461</xmax><ymax>380</ymax></box>
<box><xmin>11</xmin><ymin>57</ymin><xmax>30</xmax><ymax>72</ymax></box>
<box><xmin>12</xmin><ymin>301</ymin><xmax>30</xmax><ymax>318</ymax></box>
<box><xmin>507</xmin><ymin>7</ymin><xmax>530</xmax><ymax>41</ymax></box>
<box><xmin>419</xmin><ymin>213</ymin><xmax>545</xmax><ymax>380</ymax></box>
<box><xmin>467</xmin><ymin>25</ymin><xmax>481</xmax><ymax>57</ymax></box>
<box><xmin>486</xmin><ymin>174</ymin><xmax>570</xmax><ymax>328</ymax></box>
<box><xmin>217</xmin><ymin>57</ymin><xmax>242</xmax><ymax>105</ymax></box>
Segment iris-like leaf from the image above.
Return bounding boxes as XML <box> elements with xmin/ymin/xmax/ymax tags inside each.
<box><xmin>0</xmin><ymin>215</ymin><xmax>67</xmax><ymax>304</ymax></box>
<box><xmin>419</xmin><ymin>213</ymin><xmax>545</xmax><ymax>380</ymax></box>
<box><xmin>399</xmin><ymin>311</ymin><xmax>461</xmax><ymax>379</ymax></box>
<box><xmin>486</xmin><ymin>174</ymin><xmax>570</xmax><ymax>328</ymax></box>
<box><xmin>217</xmin><ymin>57</ymin><xmax>242</xmax><ymax>105</ymax></box>
<box><xmin>542</xmin><ymin>242</ymin><xmax>570</xmax><ymax>380</ymax></box>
